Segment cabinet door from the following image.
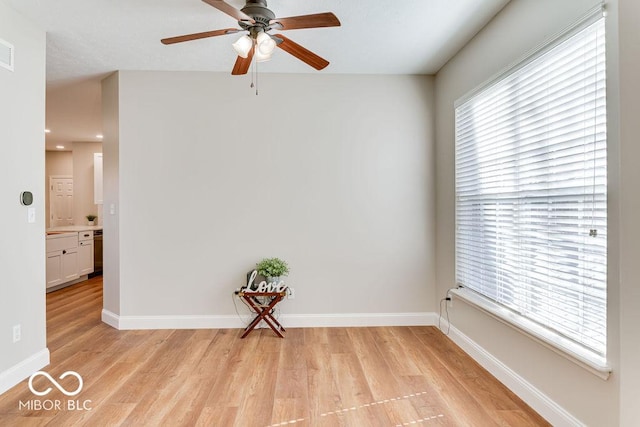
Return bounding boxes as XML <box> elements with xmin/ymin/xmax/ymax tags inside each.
<box><xmin>78</xmin><ymin>241</ymin><xmax>94</xmax><ymax>276</ymax></box>
<box><xmin>62</xmin><ymin>248</ymin><xmax>79</xmax><ymax>282</ymax></box>
<box><xmin>46</xmin><ymin>251</ymin><xmax>63</xmax><ymax>289</ymax></box>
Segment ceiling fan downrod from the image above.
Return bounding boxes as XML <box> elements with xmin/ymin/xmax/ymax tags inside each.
<box><xmin>239</xmin><ymin>0</ymin><xmax>275</xmax><ymax>29</ymax></box>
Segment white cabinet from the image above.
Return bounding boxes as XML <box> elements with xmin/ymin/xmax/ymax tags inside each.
<box><xmin>46</xmin><ymin>229</ymin><xmax>97</xmax><ymax>289</ymax></box>
<box><xmin>61</xmin><ymin>248</ymin><xmax>79</xmax><ymax>282</ymax></box>
<box><xmin>46</xmin><ymin>234</ymin><xmax>79</xmax><ymax>289</ymax></box>
<box><xmin>46</xmin><ymin>251</ymin><xmax>63</xmax><ymax>288</ymax></box>
<box><xmin>94</xmin><ymin>153</ymin><xmax>103</xmax><ymax>204</ymax></box>
<box><xmin>78</xmin><ymin>231</ymin><xmax>94</xmax><ymax>276</ymax></box>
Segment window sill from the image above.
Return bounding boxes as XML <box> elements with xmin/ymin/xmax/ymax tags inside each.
<box><xmin>449</xmin><ymin>287</ymin><xmax>611</xmax><ymax>380</ymax></box>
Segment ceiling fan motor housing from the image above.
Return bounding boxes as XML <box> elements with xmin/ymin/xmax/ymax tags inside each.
<box><xmin>240</xmin><ymin>0</ymin><xmax>275</xmax><ymax>28</ymax></box>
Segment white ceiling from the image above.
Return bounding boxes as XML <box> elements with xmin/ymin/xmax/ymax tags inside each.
<box><xmin>8</xmin><ymin>0</ymin><xmax>510</xmax><ymax>149</ymax></box>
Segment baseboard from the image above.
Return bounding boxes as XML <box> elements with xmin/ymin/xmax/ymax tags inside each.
<box><xmin>0</xmin><ymin>348</ymin><xmax>50</xmax><ymax>396</ymax></box>
<box><xmin>102</xmin><ymin>309</ymin><xmax>244</xmax><ymax>330</ymax></box>
<box><xmin>282</xmin><ymin>312</ymin><xmax>437</xmax><ymax>328</ymax></box>
<box><xmin>101</xmin><ymin>309</ymin><xmax>121</xmax><ymax>329</ymax></box>
<box><xmin>102</xmin><ymin>309</ymin><xmax>437</xmax><ymax>330</ymax></box>
<box><xmin>444</xmin><ymin>321</ymin><xmax>584</xmax><ymax>427</ymax></box>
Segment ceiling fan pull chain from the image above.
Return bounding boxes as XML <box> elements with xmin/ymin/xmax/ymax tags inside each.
<box><xmin>249</xmin><ymin>47</ymin><xmax>259</xmax><ymax>95</ymax></box>
<box><xmin>255</xmin><ymin>60</ymin><xmax>259</xmax><ymax>96</ymax></box>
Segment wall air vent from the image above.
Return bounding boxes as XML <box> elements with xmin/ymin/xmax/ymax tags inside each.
<box><xmin>0</xmin><ymin>39</ymin><xmax>14</xmax><ymax>72</ymax></box>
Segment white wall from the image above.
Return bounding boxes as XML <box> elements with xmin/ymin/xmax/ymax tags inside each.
<box><xmin>71</xmin><ymin>141</ymin><xmax>103</xmax><ymax>226</ymax></box>
<box><xmin>435</xmin><ymin>0</ymin><xmax>638</xmax><ymax>425</ymax></box>
<box><xmin>102</xmin><ymin>71</ymin><xmax>435</xmax><ymax>324</ymax></box>
<box><xmin>0</xmin><ymin>0</ymin><xmax>49</xmax><ymax>394</ymax></box>
<box><xmin>102</xmin><ymin>73</ymin><xmax>120</xmax><ymax>317</ymax></box>
<box><xmin>615</xmin><ymin>0</ymin><xmax>640</xmax><ymax>423</ymax></box>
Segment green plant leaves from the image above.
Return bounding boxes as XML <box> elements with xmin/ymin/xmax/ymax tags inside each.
<box><xmin>256</xmin><ymin>257</ymin><xmax>289</xmax><ymax>277</ymax></box>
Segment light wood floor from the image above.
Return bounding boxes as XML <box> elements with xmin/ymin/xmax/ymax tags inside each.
<box><xmin>0</xmin><ymin>277</ymin><xmax>549</xmax><ymax>426</ymax></box>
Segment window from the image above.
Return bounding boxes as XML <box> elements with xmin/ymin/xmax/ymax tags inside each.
<box><xmin>455</xmin><ymin>14</ymin><xmax>607</xmax><ymax>366</ymax></box>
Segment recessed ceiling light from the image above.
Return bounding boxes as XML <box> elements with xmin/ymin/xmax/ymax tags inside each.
<box><xmin>45</xmin><ymin>129</ymin><xmax>51</xmax><ymax>133</ymax></box>
<box><xmin>96</xmin><ymin>134</ymin><xmax>103</xmax><ymax>139</ymax></box>
<box><xmin>56</xmin><ymin>145</ymin><xmax>65</xmax><ymax>150</ymax></box>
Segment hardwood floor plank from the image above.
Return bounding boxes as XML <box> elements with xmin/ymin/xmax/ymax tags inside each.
<box><xmin>346</xmin><ymin>328</ymin><xmax>430</xmax><ymax>426</ymax></box>
<box><xmin>44</xmin><ymin>362</ymin><xmax>137</xmax><ymax>426</ymax></box>
<box><xmin>203</xmin><ymin>332</ymin><xmax>261</xmax><ymax>408</ymax></box>
<box><xmin>303</xmin><ymin>331</ymin><xmax>343</xmax><ymax>425</ymax></box>
<box><xmin>380</xmin><ymin>328</ymin><xmax>459</xmax><ymax>422</ymax></box>
<box><xmin>0</xmin><ymin>278</ymin><xmax>550</xmax><ymax>426</ymax></box>
<box><xmin>328</xmin><ymin>352</ymin><xmax>392</xmax><ymax>427</ymax></box>
<box><xmin>195</xmin><ymin>405</ymin><xmax>239</xmax><ymax>427</ymax></box>
<box><xmin>234</xmin><ymin>350</ymin><xmax>280</xmax><ymax>427</ymax></box>
<box><xmin>278</xmin><ymin>328</ymin><xmax>307</xmax><ymax>371</ymax></box>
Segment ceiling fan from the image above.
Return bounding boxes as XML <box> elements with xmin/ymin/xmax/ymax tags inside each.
<box><xmin>161</xmin><ymin>0</ymin><xmax>341</xmax><ymax>75</ymax></box>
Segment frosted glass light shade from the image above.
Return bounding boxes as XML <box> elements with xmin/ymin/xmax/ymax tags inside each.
<box><xmin>254</xmin><ymin>48</ymin><xmax>272</xmax><ymax>62</ymax></box>
<box><xmin>256</xmin><ymin>32</ymin><xmax>276</xmax><ymax>55</ymax></box>
<box><xmin>232</xmin><ymin>35</ymin><xmax>253</xmax><ymax>58</ymax></box>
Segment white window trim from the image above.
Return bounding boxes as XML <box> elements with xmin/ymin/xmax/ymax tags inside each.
<box><xmin>455</xmin><ymin>3</ymin><xmax>605</xmax><ymax>109</ymax></box>
<box><xmin>0</xmin><ymin>38</ymin><xmax>14</xmax><ymax>72</ymax></box>
<box><xmin>451</xmin><ymin>3</ymin><xmax>610</xmax><ymax>380</ymax></box>
<box><xmin>451</xmin><ymin>287</ymin><xmax>611</xmax><ymax>380</ymax></box>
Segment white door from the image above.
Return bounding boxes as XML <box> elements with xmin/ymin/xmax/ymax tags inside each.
<box><xmin>50</xmin><ymin>177</ymin><xmax>74</xmax><ymax>227</ymax></box>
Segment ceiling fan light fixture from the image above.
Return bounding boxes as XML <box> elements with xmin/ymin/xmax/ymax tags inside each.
<box><xmin>256</xmin><ymin>31</ymin><xmax>276</xmax><ymax>56</ymax></box>
<box><xmin>232</xmin><ymin>35</ymin><xmax>253</xmax><ymax>58</ymax></box>
<box><xmin>254</xmin><ymin>47</ymin><xmax>272</xmax><ymax>62</ymax></box>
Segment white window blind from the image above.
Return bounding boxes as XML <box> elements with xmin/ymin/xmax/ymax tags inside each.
<box><xmin>455</xmin><ymin>16</ymin><xmax>607</xmax><ymax>360</ymax></box>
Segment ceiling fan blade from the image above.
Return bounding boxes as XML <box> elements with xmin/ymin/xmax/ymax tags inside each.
<box><xmin>270</xmin><ymin>12</ymin><xmax>340</xmax><ymax>31</ymax></box>
<box><xmin>202</xmin><ymin>0</ymin><xmax>255</xmax><ymax>23</ymax></box>
<box><xmin>232</xmin><ymin>47</ymin><xmax>255</xmax><ymax>75</ymax></box>
<box><xmin>161</xmin><ymin>28</ymin><xmax>240</xmax><ymax>45</ymax></box>
<box><xmin>275</xmin><ymin>34</ymin><xmax>329</xmax><ymax>71</ymax></box>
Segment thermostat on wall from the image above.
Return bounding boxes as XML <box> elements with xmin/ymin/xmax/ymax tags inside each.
<box><xmin>20</xmin><ymin>191</ymin><xmax>33</xmax><ymax>206</ymax></box>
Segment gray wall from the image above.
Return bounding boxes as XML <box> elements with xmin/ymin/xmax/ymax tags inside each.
<box><xmin>102</xmin><ymin>71</ymin><xmax>436</xmax><ymax>322</ymax></box>
<box><xmin>0</xmin><ymin>0</ymin><xmax>48</xmax><ymax>394</ymax></box>
<box><xmin>615</xmin><ymin>0</ymin><xmax>640</xmax><ymax>423</ymax></box>
<box><xmin>71</xmin><ymin>141</ymin><xmax>103</xmax><ymax>227</ymax></box>
<box><xmin>434</xmin><ymin>0</ymin><xmax>640</xmax><ymax>424</ymax></box>
<box><xmin>102</xmin><ymin>73</ymin><xmax>120</xmax><ymax>317</ymax></box>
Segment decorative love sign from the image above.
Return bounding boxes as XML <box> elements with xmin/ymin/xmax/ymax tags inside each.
<box><xmin>244</xmin><ymin>269</ymin><xmax>286</xmax><ymax>293</ymax></box>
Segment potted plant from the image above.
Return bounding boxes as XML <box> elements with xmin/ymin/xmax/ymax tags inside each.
<box><xmin>256</xmin><ymin>257</ymin><xmax>289</xmax><ymax>284</ymax></box>
<box><xmin>86</xmin><ymin>214</ymin><xmax>97</xmax><ymax>226</ymax></box>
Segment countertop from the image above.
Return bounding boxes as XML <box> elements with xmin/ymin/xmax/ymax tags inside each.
<box><xmin>47</xmin><ymin>225</ymin><xmax>103</xmax><ymax>233</ymax></box>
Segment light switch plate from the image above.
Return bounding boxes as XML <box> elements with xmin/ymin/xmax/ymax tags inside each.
<box><xmin>27</xmin><ymin>207</ymin><xmax>36</xmax><ymax>223</ymax></box>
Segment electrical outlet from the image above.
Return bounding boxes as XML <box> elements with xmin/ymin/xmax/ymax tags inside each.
<box><xmin>13</xmin><ymin>325</ymin><xmax>21</xmax><ymax>343</ymax></box>
<box><xmin>288</xmin><ymin>288</ymin><xmax>295</xmax><ymax>299</ymax></box>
